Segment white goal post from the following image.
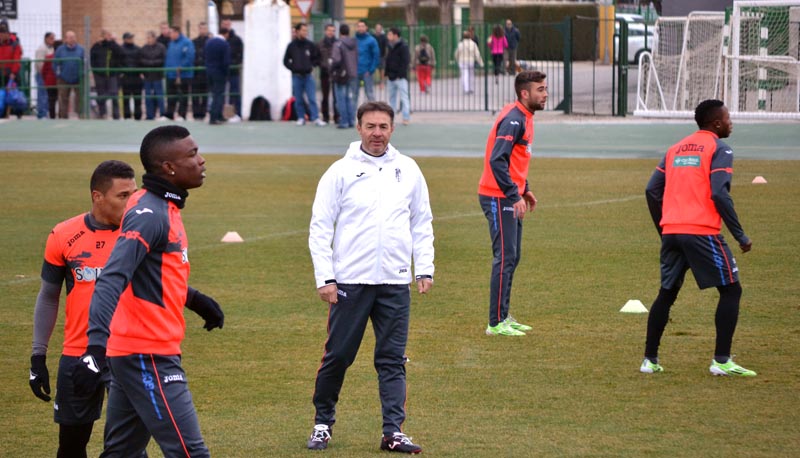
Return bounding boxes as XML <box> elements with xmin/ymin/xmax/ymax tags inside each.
<box><xmin>635</xmin><ymin>0</ymin><xmax>800</xmax><ymax>119</ymax></box>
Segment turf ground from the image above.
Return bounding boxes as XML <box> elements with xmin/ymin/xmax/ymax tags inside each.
<box><xmin>0</xmin><ymin>122</ymin><xmax>798</xmax><ymax>456</ymax></box>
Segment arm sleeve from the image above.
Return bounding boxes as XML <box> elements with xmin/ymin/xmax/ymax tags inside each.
<box><xmin>86</xmin><ymin>208</ymin><xmax>164</xmax><ymax>348</ymax></box>
<box><xmin>32</xmin><ymin>279</ymin><xmax>63</xmax><ymax>356</ymax></box>
<box><xmin>409</xmin><ymin>164</ymin><xmax>435</xmax><ymax>278</ymax></box>
<box><xmin>283</xmin><ymin>44</ymin><xmax>292</xmax><ymax>70</ymax></box>
<box><xmin>489</xmin><ymin>118</ymin><xmax>524</xmax><ymax>202</ymax></box>
<box><xmin>309</xmin><ymin>166</ymin><xmax>342</xmax><ymax>288</ymax></box>
<box><xmin>645</xmin><ymin>157</ymin><xmax>666</xmax><ymax>236</ymax></box>
<box><xmin>710</xmin><ymin>148</ymin><xmax>749</xmax><ymax>245</ymax></box>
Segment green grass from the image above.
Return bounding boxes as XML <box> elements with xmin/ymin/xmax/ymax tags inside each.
<box><xmin>1</xmin><ymin>153</ymin><xmax>798</xmax><ymax>457</ymax></box>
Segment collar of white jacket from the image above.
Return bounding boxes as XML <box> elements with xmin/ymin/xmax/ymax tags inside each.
<box><xmin>345</xmin><ymin>140</ymin><xmax>399</xmax><ymax>162</ymax></box>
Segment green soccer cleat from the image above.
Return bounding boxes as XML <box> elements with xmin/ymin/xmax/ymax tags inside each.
<box><xmin>485</xmin><ymin>321</ymin><xmax>525</xmax><ymax>336</ymax></box>
<box><xmin>640</xmin><ymin>358</ymin><xmax>664</xmax><ymax>374</ymax></box>
<box><xmin>709</xmin><ymin>359</ymin><xmax>757</xmax><ymax>377</ymax></box>
<box><xmin>504</xmin><ymin>316</ymin><xmax>532</xmax><ymax>332</ymax></box>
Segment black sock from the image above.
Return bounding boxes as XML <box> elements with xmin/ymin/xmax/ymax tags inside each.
<box><xmin>57</xmin><ymin>422</ymin><xmax>94</xmax><ymax>458</ymax></box>
<box><xmin>644</xmin><ymin>287</ymin><xmax>680</xmax><ymax>360</ymax></box>
<box><xmin>714</xmin><ymin>282</ymin><xmax>742</xmax><ymax>360</ymax></box>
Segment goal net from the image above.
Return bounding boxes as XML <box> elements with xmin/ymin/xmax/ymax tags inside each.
<box><xmin>635</xmin><ymin>12</ymin><xmax>727</xmax><ymax>117</ymax></box>
<box><xmin>635</xmin><ymin>1</ymin><xmax>800</xmax><ymax>119</ymax></box>
<box><xmin>726</xmin><ymin>1</ymin><xmax>800</xmax><ymax>118</ymax></box>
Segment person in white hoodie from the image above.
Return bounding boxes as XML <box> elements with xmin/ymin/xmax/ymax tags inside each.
<box><xmin>307</xmin><ymin>101</ymin><xmax>434</xmax><ymax>454</ymax></box>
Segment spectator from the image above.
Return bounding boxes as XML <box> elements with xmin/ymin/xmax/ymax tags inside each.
<box><xmin>505</xmin><ymin>19</ymin><xmax>521</xmax><ymax>75</ymax></box>
<box><xmin>372</xmin><ymin>23</ymin><xmax>388</xmax><ymax>82</ymax></box>
<box><xmin>318</xmin><ymin>23</ymin><xmax>339</xmax><ymax>125</ymax></box>
<box><xmin>35</xmin><ymin>32</ymin><xmax>56</xmax><ymax>119</ymax></box>
<box><xmin>454</xmin><ymin>31</ymin><xmax>483</xmax><ymax>94</ymax></box>
<box><xmin>221</xmin><ymin>19</ymin><xmax>243</xmax><ymax>118</ymax></box>
<box><xmin>0</xmin><ymin>21</ymin><xmax>21</xmax><ymax>98</ymax></box>
<box><xmin>156</xmin><ymin>22</ymin><xmax>171</xmax><ymax>48</ymax></box>
<box><xmin>90</xmin><ymin>29</ymin><xmax>124</xmax><ymax>119</ymax></box>
<box><xmin>384</xmin><ymin>27</ymin><xmax>410</xmax><ymax>125</ymax></box>
<box><xmin>120</xmin><ymin>32</ymin><xmax>143</xmax><ymax>120</ymax></box>
<box><xmin>40</xmin><ymin>39</ymin><xmax>60</xmax><ymax>119</ymax></box>
<box><xmin>331</xmin><ymin>23</ymin><xmax>358</xmax><ymax>129</ymax></box>
<box><xmin>283</xmin><ymin>23</ymin><xmax>325</xmax><ymax>126</ymax></box>
<box><xmin>205</xmin><ymin>28</ymin><xmax>231</xmax><ymax>125</ymax></box>
<box><xmin>355</xmin><ymin>20</ymin><xmax>379</xmax><ymax>102</ymax></box>
<box><xmin>192</xmin><ymin>22</ymin><xmax>211</xmax><ymax>121</ymax></box>
<box><xmin>140</xmin><ymin>31</ymin><xmax>167</xmax><ymax>120</ymax></box>
<box><xmin>164</xmin><ymin>25</ymin><xmax>195</xmax><ymax>121</ymax></box>
<box><xmin>488</xmin><ymin>25</ymin><xmax>508</xmax><ymax>81</ymax></box>
<box><xmin>54</xmin><ymin>31</ymin><xmax>85</xmax><ymax>119</ymax></box>
<box><xmin>413</xmin><ymin>34</ymin><xmax>435</xmax><ymax>94</ymax></box>
<box><xmin>468</xmin><ymin>25</ymin><xmax>480</xmax><ymax>46</ymax></box>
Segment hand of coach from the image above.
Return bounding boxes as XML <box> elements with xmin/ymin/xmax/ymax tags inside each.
<box><xmin>185</xmin><ymin>287</ymin><xmax>225</xmax><ymax>331</ymax></box>
<box><xmin>29</xmin><ymin>355</ymin><xmax>51</xmax><ymax>402</ymax></box>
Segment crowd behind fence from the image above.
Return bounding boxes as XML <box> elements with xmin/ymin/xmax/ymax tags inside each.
<box><xmin>1</xmin><ymin>18</ymin><xmax>648</xmax><ymax>120</ymax></box>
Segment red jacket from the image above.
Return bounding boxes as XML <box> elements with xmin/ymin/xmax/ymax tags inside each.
<box><xmin>0</xmin><ymin>35</ymin><xmax>22</xmax><ymax>76</ymax></box>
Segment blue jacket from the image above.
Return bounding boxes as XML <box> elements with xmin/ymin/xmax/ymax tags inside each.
<box><xmin>54</xmin><ymin>43</ymin><xmax>84</xmax><ymax>84</ymax></box>
<box><xmin>355</xmin><ymin>32</ymin><xmax>379</xmax><ymax>75</ymax></box>
<box><xmin>204</xmin><ymin>36</ymin><xmax>230</xmax><ymax>78</ymax></box>
<box><xmin>165</xmin><ymin>34</ymin><xmax>195</xmax><ymax>79</ymax></box>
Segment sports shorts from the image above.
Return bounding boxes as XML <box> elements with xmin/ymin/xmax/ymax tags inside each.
<box><xmin>54</xmin><ymin>354</ymin><xmax>105</xmax><ymax>425</ymax></box>
<box><xmin>660</xmin><ymin>233</ymin><xmax>739</xmax><ymax>290</ymax></box>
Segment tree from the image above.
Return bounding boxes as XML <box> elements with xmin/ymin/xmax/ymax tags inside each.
<box><xmin>405</xmin><ymin>0</ymin><xmax>420</xmax><ymax>26</ymax></box>
<box><xmin>437</xmin><ymin>0</ymin><xmax>454</xmax><ymax>25</ymax></box>
<box><xmin>469</xmin><ymin>0</ymin><xmax>483</xmax><ymax>24</ymax></box>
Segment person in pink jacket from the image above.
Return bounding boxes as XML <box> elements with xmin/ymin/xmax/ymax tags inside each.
<box><xmin>487</xmin><ymin>25</ymin><xmax>508</xmax><ymax>81</ymax></box>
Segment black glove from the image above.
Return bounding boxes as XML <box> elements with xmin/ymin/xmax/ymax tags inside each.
<box><xmin>186</xmin><ymin>289</ymin><xmax>224</xmax><ymax>331</ymax></box>
<box><xmin>29</xmin><ymin>355</ymin><xmax>51</xmax><ymax>402</ymax></box>
<box><xmin>72</xmin><ymin>345</ymin><xmax>107</xmax><ymax>396</ymax></box>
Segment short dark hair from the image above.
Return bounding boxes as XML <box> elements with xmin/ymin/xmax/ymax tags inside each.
<box><xmin>515</xmin><ymin>70</ymin><xmax>546</xmax><ymax>99</ymax></box>
<box><xmin>339</xmin><ymin>24</ymin><xmax>350</xmax><ymax>36</ymax></box>
<box><xmin>694</xmin><ymin>99</ymin><xmax>725</xmax><ymax>128</ymax></box>
<box><xmin>140</xmin><ymin>126</ymin><xmax>191</xmax><ymax>174</ymax></box>
<box><xmin>357</xmin><ymin>101</ymin><xmax>394</xmax><ymax>125</ymax></box>
<box><xmin>295</xmin><ymin>22</ymin><xmax>307</xmax><ymax>31</ymax></box>
<box><xmin>325</xmin><ymin>23</ymin><xmax>335</xmax><ymax>30</ymax></box>
<box><xmin>170</xmin><ymin>25</ymin><xmax>181</xmax><ymax>33</ymax></box>
<box><xmin>389</xmin><ymin>27</ymin><xmax>401</xmax><ymax>37</ymax></box>
<box><xmin>90</xmin><ymin>160</ymin><xmax>135</xmax><ymax>193</ymax></box>
<box><xmin>44</xmin><ymin>32</ymin><xmax>54</xmax><ymax>41</ymax></box>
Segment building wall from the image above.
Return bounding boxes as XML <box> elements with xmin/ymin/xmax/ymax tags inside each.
<box><xmin>662</xmin><ymin>0</ymin><xmax>733</xmax><ymax>16</ymax></box>
<box><xmin>62</xmin><ymin>0</ymin><xmax>207</xmax><ymax>48</ymax></box>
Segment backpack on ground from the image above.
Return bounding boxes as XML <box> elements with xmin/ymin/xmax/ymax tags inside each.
<box><xmin>249</xmin><ymin>96</ymin><xmax>272</xmax><ymax>121</ymax></box>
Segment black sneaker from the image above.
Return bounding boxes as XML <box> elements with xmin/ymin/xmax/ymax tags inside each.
<box><xmin>307</xmin><ymin>424</ymin><xmax>331</xmax><ymax>450</ymax></box>
<box><xmin>380</xmin><ymin>432</ymin><xmax>422</xmax><ymax>454</ymax></box>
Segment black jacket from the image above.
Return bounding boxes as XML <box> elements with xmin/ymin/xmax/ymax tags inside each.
<box><xmin>385</xmin><ymin>38</ymin><xmax>410</xmax><ymax>80</ymax></box>
<box><xmin>283</xmin><ymin>38</ymin><xmax>320</xmax><ymax>75</ymax></box>
<box><xmin>120</xmin><ymin>42</ymin><xmax>142</xmax><ymax>82</ymax></box>
<box><xmin>227</xmin><ymin>29</ymin><xmax>244</xmax><ymax>76</ymax></box>
<box><xmin>90</xmin><ymin>39</ymin><xmax>124</xmax><ymax>77</ymax></box>
<box><xmin>193</xmin><ymin>34</ymin><xmax>210</xmax><ymax>77</ymax></box>
<box><xmin>139</xmin><ymin>42</ymin><xmax>166</xmax><ymax>81</ymax></box>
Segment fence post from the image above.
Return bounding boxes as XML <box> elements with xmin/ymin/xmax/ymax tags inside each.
<box><xmin>83</xmin><ymin>15</ymin><xmax>91</xmax><ymax>119</ymax></box>
<box><xmin>561</xmin><ymin>17</ymin><xmax>573</xmax><ymax>114</ymax></box>
<box><xmin>616</xmin><ymin>19</ymin><xmax>628</xmax><ymax>117</ymax></box>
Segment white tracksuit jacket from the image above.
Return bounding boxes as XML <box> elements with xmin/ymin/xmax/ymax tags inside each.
<box><xmin>309</xmin><ymin>141</ymin><xmax>435</xmax><ymax>288</ymax></box>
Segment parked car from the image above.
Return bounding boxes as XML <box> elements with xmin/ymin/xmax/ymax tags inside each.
<box><xmin>614</xmin><ymin>14</ymin><xmax>656</xmax><ymax>63</ymax></box>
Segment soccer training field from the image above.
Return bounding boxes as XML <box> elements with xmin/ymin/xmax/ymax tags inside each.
<box><xmin>0</xmin><ymin>127</ymin><xmax>798</xmax><ymax>456</ymax></box>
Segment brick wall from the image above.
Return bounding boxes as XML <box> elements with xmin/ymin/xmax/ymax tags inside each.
<box><xmin>61</xmin><ymin>0</ymin><xmax>208</xmax><ymax>48</ymax></box>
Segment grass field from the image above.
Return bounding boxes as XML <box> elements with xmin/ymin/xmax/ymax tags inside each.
<box><xmin>1</xmin><ymin>152</ymin><xmax>798</xmax><ymax>457</ymax></box>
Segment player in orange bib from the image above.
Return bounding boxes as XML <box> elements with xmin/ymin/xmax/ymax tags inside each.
<box><xmin>29</xmin><ymin>160</ymin><xmax>137</xmax><ymax>457</ymax></box>
<box><xmin>73</xmin><ymin>126</ymin><xmax>224</xmax><ymax>457</ymax></box>
<box><xmin>641</xmin><ymin>99</ymin><xmax>756</xmax><ymax>377</ymax></box>
<box><xmin>478</xmin><ymin>70</ymin><xmax>546</xmax><ymax>336</ymax></box>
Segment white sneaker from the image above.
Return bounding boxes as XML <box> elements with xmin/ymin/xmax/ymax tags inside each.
<box><xmin>296</xmin><ymin>119</ymin><xmax>306</xmax><ymax>126</ymax></box>
<box><xmin>228</xmin><ymin>114</ymin><xmax>242</xmax><ymax>123</ymax></box>
<box><xmin>156</xmin><ymin>116</ymin><xmax>169</xmax><ymax>122</ymax></box>
<box><xmin>314</xmin><ymin>119</ymin><xmax>327</xmax><ymax>127</ymax></box>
